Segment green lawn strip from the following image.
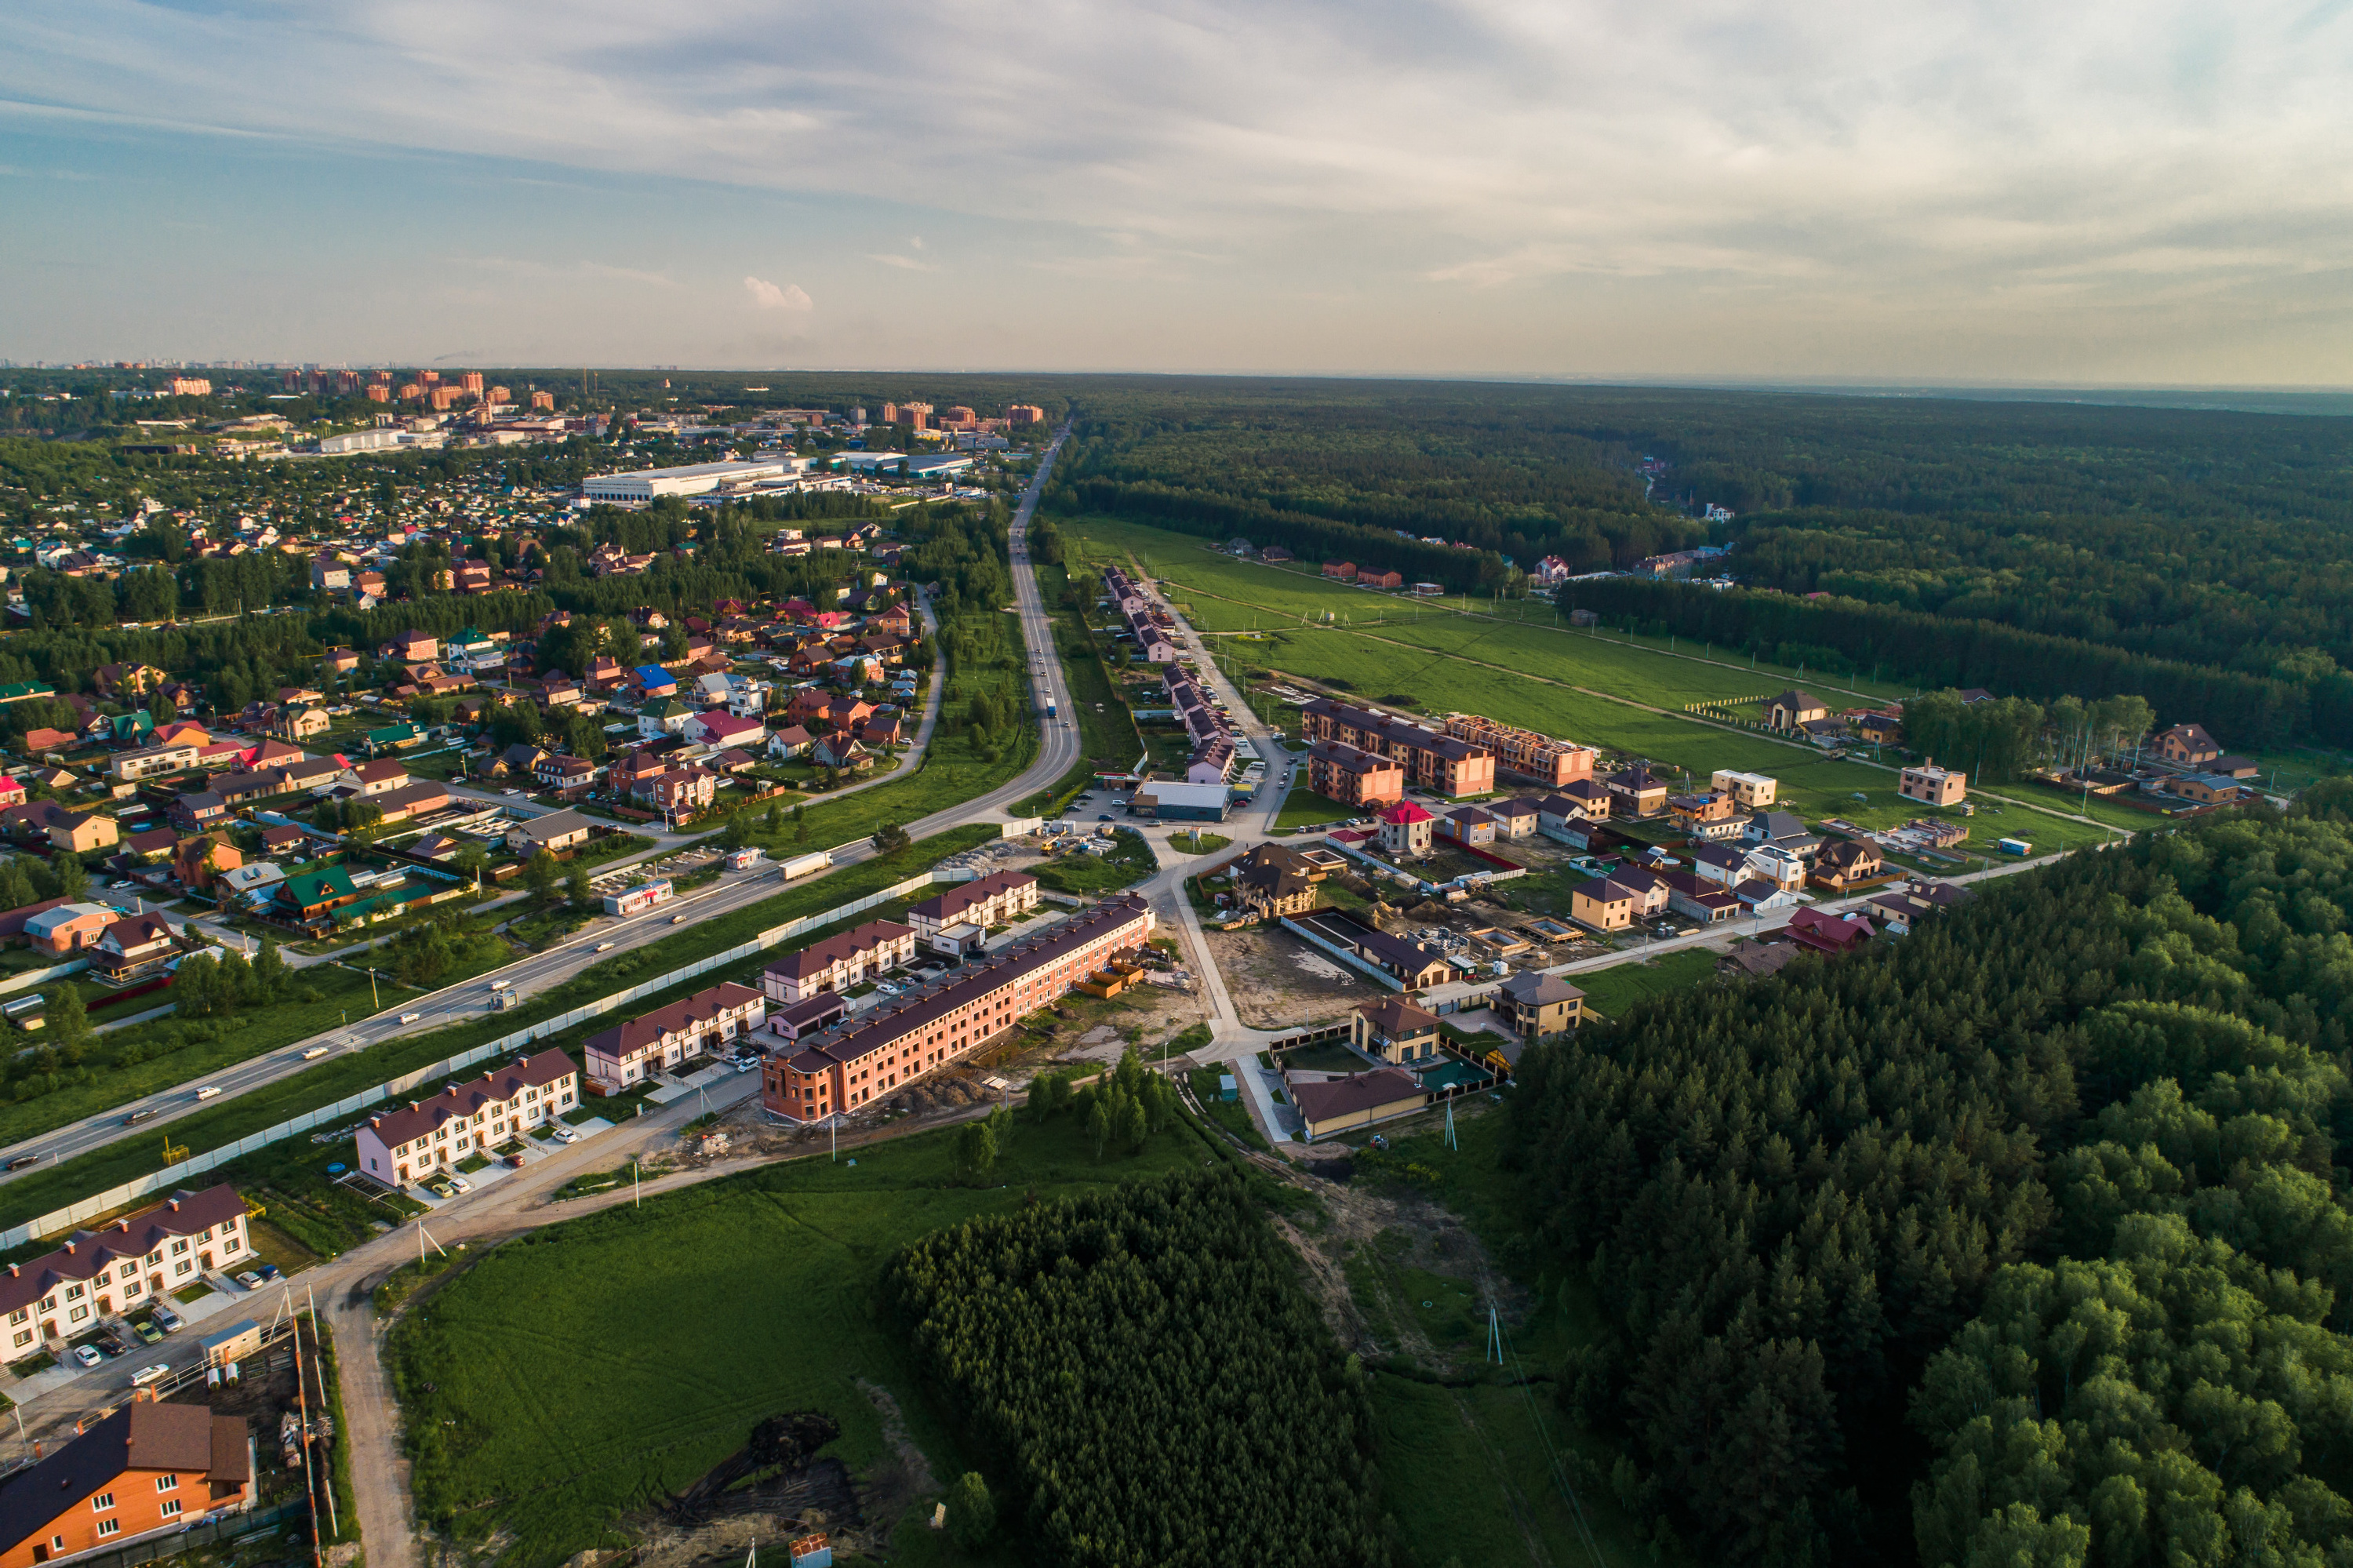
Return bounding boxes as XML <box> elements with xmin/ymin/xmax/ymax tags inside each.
<box><xmin>1353</xmin><ymin>1107</ymin><xmax>1686</xmax><ymax>1568</ymax></box>
<box><xmin>384</xmin><ymin>1101</ymin><xmax>1223</xmax><ymax>1567</ymax></box>
<box><xmin>1186</xmin><ymin>1068</ymin><xmax>1270</xmax><ymax>1151</ymax></box>
<box><xmin>1271</xmin><ymin>789</ymin><xmax>1362</xmax><ymax>832</ymax></box>
<box><xmin>1570</xmin><ymin>948</ymin><xmax>1721</xmax><ymax>1020</ymax></box>
<box><xmin>0</xmin><ymin>831</ymin><xmax>998</xmax><ymax>1234</ymax></box>
<box><xmin>1031</xmin><ymin>833</ymin><xmax>1158</xmax><ymax>897</ymax></box>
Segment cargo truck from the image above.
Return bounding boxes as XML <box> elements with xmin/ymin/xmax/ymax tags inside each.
<box><xmin>780</xmin><ymin>849</ymin><xmax>834</xmax><ymax>881</ymax></box>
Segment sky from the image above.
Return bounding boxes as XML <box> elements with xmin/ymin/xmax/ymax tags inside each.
<box><xmin>4</xmin><ymin>0</ymin><xmax>2351</xmax><ymax>383</ymax></box>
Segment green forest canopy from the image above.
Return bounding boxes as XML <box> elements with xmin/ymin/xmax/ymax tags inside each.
<box><xmin>1515</xmin><ymin>793</ymin><xmax>2353</xmax><ymax>1566</ymax></box>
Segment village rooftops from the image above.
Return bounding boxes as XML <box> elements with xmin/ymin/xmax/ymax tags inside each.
<box><xmin>0</xmin><ymin>1402</ymin><xmax>249</xmax><ymax>1560</ymax></box>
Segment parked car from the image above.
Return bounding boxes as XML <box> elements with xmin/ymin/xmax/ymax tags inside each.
<box><xmin>71</xmin><ymin>1344</ymin><xmax>102</xmax><ymax>1369</ymax></box>
<box><xmin>133</xmin><ymin>1319</ymin><xmax>163</xmax><ymax>1345</ymax></box>
<box><xmin>256</xmin><ymin>1263</ymin><xmax>281</xmax><ymax>1282</ymax></box>
<box><xmin>425</xmin><ymin>1179</ymin><xmax>455</xmax><ymax>1199</ymax></box>
<box><xmin>151</xmin><ymin>1305</ymin><xmax>183</xmax><ymax>1333</ymax></box>
<box><xmin>445</xmin><ymin>1174</ymin><xmax>470</xmax><ymax>1195</ymax></box>
<box><xmin>552</xmin><ymin>1126</ymin><xmax>580</xmax><ymax>1144</ymax></box>
<box><xmin>504</xmin><ymin>1153</ymin><xmax>526</xmax><ymax>1168</ymax></box>
<box><xmin>93</xmin><ymin>1333</ymin><xmax>128</xmax><ymax>1359</ymax></box>
<box><xmin>234</xmin><ymin>1271</ymin><xmax>261</xmax><ymax>1290</ymax></box>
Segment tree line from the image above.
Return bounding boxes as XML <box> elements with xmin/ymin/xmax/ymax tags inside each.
<box><xmin>889</xmin><ymin>1165</ymin><xmax>1387</xmax><ymax>1567</ymax></box>
<box><xmin>1514</xmin><ymin>799</ymin><xmax>2353</xmax><ymax>1565</ymax></box>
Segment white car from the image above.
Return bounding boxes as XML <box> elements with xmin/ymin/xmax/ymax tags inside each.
<box><xmin>446</xmin><ymin>1174</ymin><xmax>471</xmax><ymax>1195</ymax></box>
<box><xmin>234</xmin><ymin>1271</ymin><xmax>262</xmax><ymax>1290</ymax></box>
<box><xmin>552</xmin><ymin>1125</ymin><xmax>580</xmax><ymax>1144</ymax></box>
<box><xmin>71</xmin><ymin>1344</ymin><xmax>102</xmax><ymax>1369</ymax></box>
<box><xmin>130</xmin><ymin>1363</ymin><xmax>170</xmax><ymax>1388</ymax></box>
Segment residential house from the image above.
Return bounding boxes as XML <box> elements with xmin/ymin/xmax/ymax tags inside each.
<box><xmin>0</xmin><ymin>1401</ymin><xmax>251</xmax><ymax>1565</ymax></box>
<box><xmin>761</xmin><ymin>920</ymin><xmax>915</xmax><ymax>1004</ymax></box>
<box><xmin>1689</xmin><ymin>843</ymin><xmax>1752</xmax><ymax>891</ymax></box>
<box><xmin>1813</xmin><ymin>839</ymin><xmax>1886</xmax><ymax>891</ymax></box>
<box><xmin>901</xmin><ymin>872</ymin><xmax>1036</xmax><ymax>958</ymax></box>
<box><xmin>644</xmin><ymin>766</ymin><xmax>718</xmax><ymax>817</ymax></box>
<box><xmin>169</xmin><ymin>793</ymin><xmax>228</xmax><ymax>832</ymax></box>
<box><xmin>274</xmin><ymin>867</ymin><xmax>362</xmax><ymax>928</ymax></box>
<box><xmin>171</xmin><ymin>835</ymin><xmax>241</xmax><ymax>892</ymax></box>
<box><xmin>1849</xmin><ymin>710</ymin><xmax>1903</xmax><ymax>746</ymax></box>
<box><xmin>1603</xmin><ymin>760</ymin><xmax>1669</xmax><ymax>818</ymax></box>
<box><xmin>1441</xmin><ymin>806</ymin><xmax>1497</xmax><ymax>847</ymax></box>
<box><xmin>1322</xmin><ymin>562</ymin><xmax>1358</xmax><ymax>581</ymax></box>
<box><xmin>766</xmin><ymin>726</ymin><xmax>813</xmax><ymax>761</ymax></box>
<box><xmin>1536</xmin><ymin>784</ymin><xmax>1612</xmax><ymax>842</ymax></box>
<box><xmin>585</xmin><ymin>984</ymin><xmax>766</xmax><ymax>1087</ymax></box>
<box><xmin>1764</xmin><ymin>689</ymin><xmax>1829</xmax><ymax>733</ymax></box>
<box><xmin>342</xmin><ymin>759</ymin><xmax>410</xmax><ymax>796</ymax></box>
<box><xmin>1899</xmin><ymin>761</ymin><xmax>1968</xmax><ymax>807</ymax></box>
<box><xmin>1660</xmin><ymin>869</ymin><xmax>1741</xmax><ymax>923</ymax></box>
<box><xmin>533</xmin><ymin>754</ymin><xmax>598</xmax><ymax>798</ymax></box>
<box><xmin>21</xmin><ymin>902</ymin><xmax>117</xmax><ymax>955</ymax></box>
<box><xmin>1744</xmin><ymin>810</ymin><xmax>1822</xmax><ymax>860</ymax></box>
<box><xmin>686</xmin><ymin>710</ymin><xmax>764</xmax><ymax>751</ymax></box>
<box><xmin>354</xmin><ymin>1050</ymin><xmax>580</xmax><ymax>1184</ymax></box>
<box><xmin>1350</xmin><ymin>995</ymin><xmax>1442</xmax><ymax>1064</ymax></box>
<box><xmin>1291</xmin><ymin>1069</ymin><xmax>1427</xmax><ymax>1143</ymax></box>
<box><xmin>110</xmin><ymin>740</ymin><xmax>203</xmax><ymax>782</ymax></box>
<box><xmin>1667</xmin><ymin>790</ymin><xmax>1740</xmax><ymax>835</ymax></box>
<box><xmin>811</xmin><ymin>737</ymin><xmax>870</xmax><ymax>773</ymax></box>
<box><xmin>1569</xmin><ymin>876</ymin><xmax>1637</xmax><ymax>932</ymax></box>
<box><xmin>2156</xmin><ymin>723</ymin><xmax>2221</xmax><ymax>767</ymax></box>
<box><xmin>637</xmin><ymin>698</ymin><xmax>693</xmax><ymax>740</ymax></box>
<box><xmin>0</xmin><ymin>1183</ymin><xmax>254</xmax><ymax>1348</ymax></box>
<box><xmin>1228</xmin><ymin>843</ymin><xmax>1322</xmax><ymax>921</ymax></box>
<box><xmin>88</xmin><ymin>913</ymin><xmax>179</xmax><ymax>981</ymax></box>
<box><xmin>378</xmin><ymin>631</ymin><xmax>438</xmax><ymax>664</ymax></box>
<box><xmin>1711</xmin><ymin>771</ymin><xmax>1777</xmax><ymax>809</ymax></box>
<box><xmin>48</xmin><ymin>810</ymin><xmax>117</xmax><ymax>853</ymax></box>
<box><xmin>274</xmin><ymin>707</ymin><xmax>330</xmax><ymax>742</ymax></box>
<box><xmin>1786</xmin><ymin>906</ymin><xmax>1875</xmax><ymax>955</ymax></box>
<box><xmin>1375</xmin><ymin>801</ymin><xmax>1435</xmax><ymax>857</ymax></box>
<box><xmin>1497</xmin><ymin>971</ymin><xmax>1585</xmax><ymax>1039</ymax></box>
<box><xmin>122</xmin><ymin>827</ymin><xmax>177</xmax><ymax>863</ymax></box>
<box><xmin>504</xmin><ymin>809</ymin><xmax>596</xmax><ymax>857</ymax></box>
<box><xmin>1718</xmin><ymin>942</ymin><xmax>1799</xmax><ymax>980</ymax></box>
<box><xmin>92</xmin><ymin>663</ymin><xmax>167</xmax><ymax>700</ymax></box>
<box><xmin>1486</xmin><ymin>799</ymin><xmax>1541</xmax><ymax>841</ymax></box>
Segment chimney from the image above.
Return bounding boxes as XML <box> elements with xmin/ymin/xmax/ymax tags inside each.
<box><xmin>167</xmin><ymin>1199</ymin><xmax>180</xmax><ymax>1212</ymax></box>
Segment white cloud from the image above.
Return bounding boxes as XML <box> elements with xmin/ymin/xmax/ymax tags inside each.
<box><xmin>743</xmin><ymin>275</ymin><xmax>813</xmax><ymax>311</ymax></box>
<box><xmin>867</xmin><ymin>254</ymin><xmax>936</xmax><ymax>271</ymax></box>
<box><xmin>7</xmin><ymin>1</ymin><xmax>2353</xmax><ymax>375</ymax></box>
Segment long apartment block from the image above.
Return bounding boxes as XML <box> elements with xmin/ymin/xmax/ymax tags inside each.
<box><xmin>1442</xmin><ymin>713</ymin><xmax>1594</xmax><ymax>788</ymax></box>
<box><xmin>763</xmin><ymin>895</ymin><xmax>1155</xmax><ymax>1122</ymax></box>
<box><xmin>356</xmin><ymin>1048</ymin><xmax>582</xmax><ymax>1184</ymax></box>
<box><xmin>585</xmin><ymin>982</ymin><xmax>766</xmax><ymax>1086</ymax></box>
<box><xmin>1300</xmin><ymin>698</ymin><xmax>1496</xmax><ymax>798</ymax></box>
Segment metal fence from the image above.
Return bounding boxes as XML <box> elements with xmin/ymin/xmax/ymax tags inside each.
<box><xmin>0</xmin><ymin>863</ymin><xmax>976</xmax><ymax>1248</ymax></box>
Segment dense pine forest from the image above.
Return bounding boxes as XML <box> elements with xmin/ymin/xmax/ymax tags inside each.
<box><xmin>889</xmin><ymin>1166</ymin><xmax>1387</xmax><ymax>1568</ymax></box>
<box><xmin>1514</xmin><ymin>796</ymin><xmax>2353</xmax><ymax>1566</ymax></box>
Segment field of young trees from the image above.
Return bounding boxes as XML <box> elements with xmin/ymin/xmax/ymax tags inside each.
<box><xmin>1513</xmin><ymin>796</ymin><xmax>2353</xmax><ymax>1566</ymax></box>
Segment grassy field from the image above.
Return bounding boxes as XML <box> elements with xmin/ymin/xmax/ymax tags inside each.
<box><xmin>1572</xmin><ymin>948</ymin><xmax>1722</xmax><ymax>1020</ymax></box>
<box><xmin>1347</xmin><ymin>1104</ymin><xmax>1686</xmax><ymax>1568</ymax></box>
<box><xmin>1185</xmin><ymin>1068</ymin><xmax>1269</xmax><ymax>1151</ymax></box>
<box><xmin>0</xmin><ymin>828</ymin><xmax>999</xmax><ymax>1232</ymax></box>
<box><xmin>1067</xmin><ymin>515</ymin><xmax>1916</xmax><ymax>708</ymax></box>
<box><xmin>387</xmin><ymin>1103</ymin><xmax>1233</xmax><ymax>1567</ymax></box>
<box><xmin>1271</xmin><ymin>788</ymin><xmax>1361</xmax><ymax>832</ymax></box>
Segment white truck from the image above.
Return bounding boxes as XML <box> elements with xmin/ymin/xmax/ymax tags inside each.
<box><xmin>780</xmin><ymin>850</ymin><xmax>833</xmax><ymax>881</ymax></box>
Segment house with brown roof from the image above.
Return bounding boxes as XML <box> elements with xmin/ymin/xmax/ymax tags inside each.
<box><xmin>0</xmin><ymin>1401</ymin><xmax>252</xmax><ymax>1565</ymax></box>
<box><xmin>1811</xmin><ymin>839</ymin><xmax>1886</xmax><ymax>892</ymax></box>
<box><xmin>761</xmin><ymin>920</ymin><xmax>915</xmax><ymax>1004</ymax></box>
<box><xmin>1292</xmin><ymin>1068</ymin><xmax>1427</xmax><ymax>1142</ymax></box>
<box><xmin>0</xmin><ymin>1184</ymin><xmax>253</xmax><ymax>1348</ymax></box>
<box><xmin>1229</xmin><ymin>843</ymin><xmax>1322</xmax><ymax>921</ymax></box>
<box><xmin>1350</xmin><ymin>995</ymin><xmax>1442</xmax><ymax>1064</ymax></box>
<box><xmin>354</xmin><ymin>1050</ymin><xmax>580</xmax><ymax>1185</ymax></box>
<box><xmin>584</xmin><ymin>984</ymin><xmax>766</xmax><ymax>1088</ymax></box>
<box><xmin>908</xmin><ymin>871</ymin><xmax>1039</xmax><ymax>951</ymax></box>
<box><xmin>89</xmin><ymin>912</ymin><xmax>179</xmax><ymax>981</ymax></box>
<box><xmin>2155</xmin><ymin>723</ymin><xmax>2221</xmax><ymax>766</ymax></box>
<box><xmin>172</xmin><ymin>835</ymin><xmax>241</xmax><ymax>892</ymax></box>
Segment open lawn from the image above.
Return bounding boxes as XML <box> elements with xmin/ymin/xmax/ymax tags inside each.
<box><xmin>1572</xmin><ymin>948</ymin><xmax>1722</xmax><ymax>1020</ymax></box>
<box><xmin>0</xmin><ymin>829</ymin><xmax>999</xmax><ymax>1232</ymax></box>
<box><xmin>1346</xmin><ymin>1104</ymin><xmax>1685</xmax><ymax>1568</ymax></box>
<box><xmin>1185</xmin><ymin>1068</ymin><xmax>1269</xmax><ymax>1152</ymax></box>
<box><xmin>387</xmin><ymin>1104</ymin><xmax>1231</xmax><ymax>1568</ymax></box>
<box><xmin>1271</xmin><ymin>788</ymin><xmax>1362</xmax><ymax>832</ymax></box>
<box><xmin>1031</xmin><ymin>834</ymin><xmax>1157</xmax><ymax>897</ymax></box>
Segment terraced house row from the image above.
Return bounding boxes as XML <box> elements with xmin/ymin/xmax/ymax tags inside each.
<box><xmin>355</xmin><ymin>1049</ymin><xmax>582</xmax><ymax>1184</ymax></box>
<box><xmin>763</xmin><ymin>895</ymin><xmax>1156</xmax><ymax>1122</ymax></box>
<box><xmin>0</xmin><ymin>1185</ymin><xmax>253</xmax><ymax>1351</ymax></box>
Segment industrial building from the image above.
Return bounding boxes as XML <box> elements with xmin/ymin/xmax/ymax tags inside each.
<box><xmin>582</xmin><ymin>459</ymin><xmax>793</xmax><ymax>504</ymax></box>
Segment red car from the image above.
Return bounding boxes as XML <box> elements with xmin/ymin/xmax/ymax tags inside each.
<box><xmin>504</xmin><ymin>1154</ymin><xmax>526</xmax><ymax>1168</ymax></box>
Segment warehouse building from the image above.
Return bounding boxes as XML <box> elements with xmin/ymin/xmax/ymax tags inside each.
<box><xmin>583</xmin><ymin>460</ymin><xmax>792</xmax><ymax>504</ymax></box>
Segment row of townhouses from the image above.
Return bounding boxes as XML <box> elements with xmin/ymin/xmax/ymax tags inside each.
<box><xmin>355</xmin><ymin>1049</ymin><xmax>583</xmax><ymax>1184</ymax></box>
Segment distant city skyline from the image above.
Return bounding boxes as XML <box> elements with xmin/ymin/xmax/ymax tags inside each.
<box><xmin>5</xmin><ymin>2</ymin><xmax>2350</xmax><ymax>384</ymax></box>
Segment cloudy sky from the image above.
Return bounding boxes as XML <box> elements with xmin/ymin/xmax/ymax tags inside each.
<box><xmin>4</xmin><ymin>0</ymin><xmax>2349</xmax><ymax>381</ymax></box>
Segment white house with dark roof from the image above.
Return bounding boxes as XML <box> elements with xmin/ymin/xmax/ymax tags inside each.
<box><xmin>354</xmin><ymin>1049</ymin><xmax>580</xmax><ymax>1186</ymax></box>
<box><xmin>0</xmin><ymin>1185</ymin><xmax>251</xmax><ymax>1352</ymax></box>
<box><xmin>907</xmin><ymin>871</ymin><xmax>1038</xmax><ymax>952</ymax></box>
<box><xmin>583</xmin><ymin>983</ymin><xmax>766</xmax><ymax>1088</ymax></box>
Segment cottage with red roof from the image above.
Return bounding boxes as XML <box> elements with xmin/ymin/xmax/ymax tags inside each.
<box><xmin>1376</xmin><ymin>800</ymin><xmax>1435</xmax><ymax>857</ymax></box>
<box><xmin>0</xmin><ymin>1184</ymin><xmax>252</xmax><ymax>1350</ymax></box>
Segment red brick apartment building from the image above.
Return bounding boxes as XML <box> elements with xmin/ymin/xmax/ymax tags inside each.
<box><xmin>1300</xmin><ymin>698</ymin><xmax>1497</xmax><ymax>798</ymax></box>
<box><xmin>764</xmin><ymin>896</ymin><xmax>1155</xmax><ymax>1121</ymax></box>
<box><xmin>0</xmin><ymin>1186</ymin><xmax>253</xmax><ymax>1354</ymax></box>
<box><xmin>1441</xmin><ymin>714</ymin><xmax>1595</xmax><ymax>789</ymax></box>
<box><xmin>0</xmin><ymin>1403</ymin><xmax>251</xmax><ymax>1567</ymax></box>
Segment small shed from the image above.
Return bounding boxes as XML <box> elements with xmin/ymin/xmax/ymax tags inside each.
<box><xmin>1217</xmin><ymin>1075</ymin><xmax>1238</xmax><ymax>1102</ymax></box>
<box><xmin>198</xmin><ymin>1318</ymin><xmax>264</xmax><ymax>1369</ymax></box>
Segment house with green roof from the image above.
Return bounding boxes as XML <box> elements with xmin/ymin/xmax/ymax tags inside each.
<box><xmin>636</xmin><ymin>698</ymin><xmax>693</xmax><ymax>740</ymax></box>
<box><xmin>0</xmin><ymin>682</ymin><xmax>58</xmax><ymax>706</ymax></box>
<box><xmin>366</xmin><ymin>722</ymin><xmax>426</xmax><ymax>755</ymax></box>
<box><xmin>274</xmin><ymin>865</ymin><xmax>361</xmax><ymax>927</ymax></box>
